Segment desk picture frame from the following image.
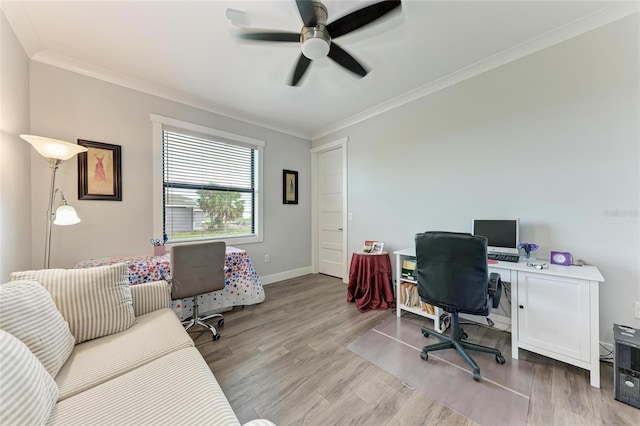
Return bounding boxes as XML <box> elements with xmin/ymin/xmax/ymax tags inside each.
<box><xmin>283</xmin><ymin>169</ymin><xmax>298</xmax><ymax>204</ymax></box>
<box><xmin>78</xmin><ymin>140</ymin><xmax>122</xmax><ymax>201</ymax></box>
<box><xmin>371</xmin><ymin>242</ymin><xmax>384</xmax><ymax>254</ymax></box>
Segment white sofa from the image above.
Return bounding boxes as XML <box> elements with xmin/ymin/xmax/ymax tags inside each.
<box><xmin>0</xmin><ymin>263</ymin><xmax>273</xmax><ymax>426</ymax></box>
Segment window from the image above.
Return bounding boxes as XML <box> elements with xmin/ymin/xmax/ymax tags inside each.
<box><xmin>151</xmin><ymin>115</ymin><xmax>264</xmax><ymax>244</ymax></box>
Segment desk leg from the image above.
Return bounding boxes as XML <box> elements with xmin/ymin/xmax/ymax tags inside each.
<box><xmin>395</xmin><ymin>254</ymin><xmax>402</xmax><ymax>318</ymax></box>
<box><xmin>511</xmin><ymin>279</ymin><xmax>519</xmax><ymax>360</ymax></box>
<box><xmin>590</xmin><ymin>368</ymin><xmax>600</xmax><ymax>388</ymax></box>
<box><xmin>589</xmin><ymin>280</ymin><xmax>600</xmax><ymax>388</ymax></box>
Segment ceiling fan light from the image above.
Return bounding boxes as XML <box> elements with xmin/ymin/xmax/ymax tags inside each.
<box><xmin>301</xmin><ymin>25</ymin><xmax>330</xmax><ymax>60</ymax></box>
<box><xmin>302</xmin><ymin>37</ymin><xmax>330</xmax><ymax>60</ymax></box>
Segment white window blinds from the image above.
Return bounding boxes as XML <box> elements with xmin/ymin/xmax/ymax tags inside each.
<box><xmin>162</xmin><ymin>129</ymin><xmax>257</xmax><ymax>241</ymax></box>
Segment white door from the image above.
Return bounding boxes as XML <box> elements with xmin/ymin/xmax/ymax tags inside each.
<box><xmin>318</xmin><ymin>147</ymin><xmax>343</xmax><ymax>278</ymax></box>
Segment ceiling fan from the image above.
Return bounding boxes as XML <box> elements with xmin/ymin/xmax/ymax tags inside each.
<box><xmin>233</xmin><ymin>0</ymin><xmax>402</xmax><ymax>86</ymax></box>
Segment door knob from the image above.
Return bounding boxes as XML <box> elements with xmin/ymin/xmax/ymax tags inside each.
<box><xmin>519</xmin><ymin>305</ymin><xmax>524</xmax><ymax>309</ymax></box>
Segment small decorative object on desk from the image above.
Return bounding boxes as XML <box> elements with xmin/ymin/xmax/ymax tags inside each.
<box><xmin>151</xmin><ymin>234</ymin><xmax>168</xmax><ymax>256</ymax></box>
<box><xmin>518</xmin><ymin>242</ymin><xmax>538</xmax><ymax>260</ymax></box>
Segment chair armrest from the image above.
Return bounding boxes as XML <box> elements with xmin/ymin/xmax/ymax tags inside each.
<box><xmin>488</xmin><ymin>273</ymin><xmax>502</xmax><ymax>309</ymax></box>
<box><xmin>130</xmin><ymin>280</ymin><xmax>171</xmax><ymax>317</ymax></box>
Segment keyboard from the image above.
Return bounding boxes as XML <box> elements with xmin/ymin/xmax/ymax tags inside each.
<box><xmin>488</xmin><ymin>253</ymin><xmax>520</xmax><ymax>263</ymax></box>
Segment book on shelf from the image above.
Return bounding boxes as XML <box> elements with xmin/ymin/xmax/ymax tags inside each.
<box><xmin>400</xmin><ymin>282</ymin><xmax>412</xmax><ymax>305</ymax></box>
<box><xmin>400</xmin><ymin>283</ymin><xmax>424</xmax><ymax>308</ymax></box>
<box><xmin>421</xmin><ymin>301</ymin><xmax>435</xmax><ymax>315</ymax></box>
<box><xmin>399</xmin><ymin>282</ymin><xmax>436</xmax><ymax>314</ymax></box>
<box><xmin>401</xmin><ymin>259</ymin><xmax>417</xmax><ymax>279</ymax></box>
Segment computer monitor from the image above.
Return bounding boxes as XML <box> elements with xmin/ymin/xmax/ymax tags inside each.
<box><xmin>471</xmin><ymin>219</ymin><xmax>520</xmax><ymax>255</ymax></box>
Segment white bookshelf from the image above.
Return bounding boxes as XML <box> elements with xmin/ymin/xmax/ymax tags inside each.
<box><xmin>393</xmin><ymin>248</ymin><xmax>447</xmax><ymax>333</ymax></box>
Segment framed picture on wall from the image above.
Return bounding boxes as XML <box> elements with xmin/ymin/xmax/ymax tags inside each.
<box><xmin>283</xmin><ymin>169</ymin><xmax>298</xmax><ymax>204</ymax></box>
<box><xmin>77</xmin><ymin>140</ymin><xmax>122</xmax><ymax>201</ymax></box>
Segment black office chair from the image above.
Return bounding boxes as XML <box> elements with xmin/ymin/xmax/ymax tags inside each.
<box><xmin>416</xmin><ymin>231</ymin><xmax>505</xmax><ymax>381</ymax></box>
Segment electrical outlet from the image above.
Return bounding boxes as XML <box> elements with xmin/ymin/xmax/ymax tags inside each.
<box><xmin>635</xmin><ymin>301</ymin><xmax>640</xmax><ymax>319</ymax></box>
<box><xmin>264</xmin><ymin>254</ymin><xmax>270</xmax><ymax>263</ymax></box>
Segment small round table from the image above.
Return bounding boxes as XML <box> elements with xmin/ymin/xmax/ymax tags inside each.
<box><xmin>347</xmin><ymin>252</ymin><xmax>396</xmax><ymax>312</ymax></box>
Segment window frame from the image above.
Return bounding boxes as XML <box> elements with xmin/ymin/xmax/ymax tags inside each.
<box><xmin>151</xmin><ymin>114</ymin><xmax>264</xmax><ymax>245</ymax></box>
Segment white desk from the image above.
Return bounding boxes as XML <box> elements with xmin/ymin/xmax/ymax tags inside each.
<box><xmin>394</xmin><ymin>247</ymin><xmax>605</xmax><ymax>388</ymax></box>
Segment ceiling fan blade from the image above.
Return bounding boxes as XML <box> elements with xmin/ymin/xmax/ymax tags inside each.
<box><xmin>237</xmin><ymin>30</ymin><xmax>300</xmax><ymax>42</ymax></box>
<box><xmin>327</xmin><ymin>43</ymin><xmax>368</xmax><ymax>78</ymax></box>
<box><xmin>296</xmin><ymin>0</ymin><xmax>318</xmax><ymax>27</ymax></box>
<box><xmin>289</xmin><ymin>53</ymin><xmax>312</xmax><ymax>86</ymax></box>
<box><xmin>327</xmin><ymin>0</ymin><xmax>402</xmax><ymax>39</ymax></box>
<box><xmin>225</xmin><ymin>9</ymin><xmax>248</xmax><ymax>27</ymax></box>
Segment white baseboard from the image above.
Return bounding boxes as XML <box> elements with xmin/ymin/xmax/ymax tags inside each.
<box><xmin>260</xmin><ymin>266</ymin><xmax>313</xmax><ymax>285</ymax></box>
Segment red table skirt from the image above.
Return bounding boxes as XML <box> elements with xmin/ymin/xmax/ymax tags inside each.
<box><xmin>347</xmin><ymin>252</ymin><xmax>396</xmax><ymax>312</ymax></box>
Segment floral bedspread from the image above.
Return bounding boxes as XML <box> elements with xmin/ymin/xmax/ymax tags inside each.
<box><xmin>74</xmin><ymin>246</ymin><xmax>265</xmax><ymax>320</ymax></box>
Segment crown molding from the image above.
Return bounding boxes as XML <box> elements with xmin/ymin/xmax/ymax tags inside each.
<box><xmin>1</xmin><ymin>0</ymin><xmax>308</xmax><ymax>137</ymax></box>
<box><xmin>7</xmin><ymin>1</ymin><xmax>636</xmax><ymax>142</ymax></box>
<box><xmin>310</xmin><ymin>1</ymin><xmax>640</xmax><ymax>140</ymax></box>
<box><xmin>1</xmin><ymin>0</ymin><xmax>43</xmax><ymax>57</ymax></box>
<box><xmin>29</xmin><ymin>50</ymin><xmax>311</xmax><ymax>140</ymax></box>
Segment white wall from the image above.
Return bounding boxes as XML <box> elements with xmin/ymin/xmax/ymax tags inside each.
<box><xmin>28</xmin><ymin>62</ymin><xmax>311</xmax><ymax>280</ymax></box>
<box><xmin>0</xmin><ymin>11</ymin><xmax>32</xmax><ymax>281</ymax></box>
<box><xmin>314</xmin><ymin>15</ymin><xmax>640</xmax><ymax>343</ymax></box>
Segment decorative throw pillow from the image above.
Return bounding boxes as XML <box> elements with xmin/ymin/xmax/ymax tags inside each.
<box><xmin>0</xmin><ymin>280</ymin><xmax>75</xmax><ymax>377</ymax></box>
<box><xmin>0</xmin><ymin>329</ymin><xmax>59</xmax><ymax>425</ymax></box>
<box><xmin>10</xmin><ymin>263</ymin><xmax>135</xmax><ymax>344</ymax></box>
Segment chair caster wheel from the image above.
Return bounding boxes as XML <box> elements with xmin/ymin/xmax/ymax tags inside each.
<box><xmin>212</xmin><ymin>333</ymin><xmax>221</xmax><ymax>341</ymax></box>
<box><xmin>472</xmin><ymin>370</ymin><xmax>481</xmax><ymax>381</ymax></box>
<box><xmin>496</xmin><ymin>355</ymin><xmax>506</xmax><ymax>364</ymax></box>
<box><xmin>420</xmin><ymin>351</ymin><xmax>428</xmax><ymax>361</ymax></box>
<box><xmin>218</xmin><ymin>318</ymin><xmax>225</xmax><ymax>327</ymax></box>
<box><xmin>461</xmin><ymin>332</ymin><xmax>468</xmax><ymax>340</ymax></box>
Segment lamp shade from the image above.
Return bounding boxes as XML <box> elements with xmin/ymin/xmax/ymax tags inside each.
<box><xmin>20</xmin><ymin>135</ymin><xmax>87</xmax><ymax>160</ymax></box>
<box><xmin>53</xmin><ymin>205</ymin><xmax>81</xmax><ymax>226</ymax></box>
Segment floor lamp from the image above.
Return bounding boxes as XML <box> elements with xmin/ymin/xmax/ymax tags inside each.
<box><xmin>20</xmin><ymin>135</ymin><xmax>88</xmax><ymax>269</ymax></box>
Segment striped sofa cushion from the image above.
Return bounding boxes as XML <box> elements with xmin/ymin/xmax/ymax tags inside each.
<box><xmin>10</xmin><ymin>263</ymin><xmax>135</xmax><ymax>344</ymax></box>
<box><xmin>242</xmin><ymin>420</ymin><xmax>277</xmax><ymax>426</ymax></box>
<box><xmin>0</xmin><ymin>330</ymin><xmax>59</xmax><ymax>426</ymax></box>
<box><xmin>130</xmin><ymin>280</ymin><xmax>171</xmax><ymax>317</ymax></box>
<box><xmin>0</xmin><ymin>280</ymin><xmax>75</xmax><ymax>377</ymax></box>
<box><xmin>55</xmin><ymin>308</ymin><xmax>194</xmax><ymax>401</ymax></box>
<box><xmin>47</xmin><ymin>347</ymin><xmax>241</xmax><ymax>426</ymax></box>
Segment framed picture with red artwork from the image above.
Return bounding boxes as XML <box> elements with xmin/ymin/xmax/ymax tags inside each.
<box><xmin>77</xmin><ymin>140</ymin><xmax>122</xmax><ymax>201</ymax></box>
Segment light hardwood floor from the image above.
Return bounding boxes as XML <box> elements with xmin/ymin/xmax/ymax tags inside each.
<box><xmin>191</xmin><ymin>274</ymin><xmax>638</xmax><ymax>425</ymax></box>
